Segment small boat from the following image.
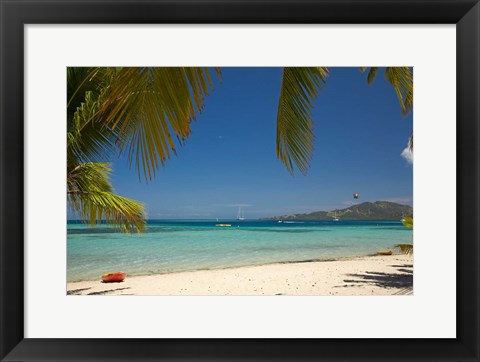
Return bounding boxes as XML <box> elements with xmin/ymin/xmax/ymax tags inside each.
<box><xmin>101</xmin><ymin>271</ymin><xmax>126</xmax><ymax>283</ymax></box>
<box><xmin>332</xmin><ymin>212</ymin><xmax>340</xmax><ymax>222</ymax></box>
<box><xmin>377</xmin><ymin>250</ymin><xmax>393</xmax><ymax>256</ymax></box>
<box><xmin>278</xmin><ymin>220</ymin><xmax>283</xmax><ymax>223</ymax></box>
<box><xmin>236</xmin><ymin>207</ymin><xmax>245</xmax><ymax>221</ymax></box>
<box><xmin>216</xmin><ymin>224</ymin><xmax>232</xmax><ymax>227</ymax></box>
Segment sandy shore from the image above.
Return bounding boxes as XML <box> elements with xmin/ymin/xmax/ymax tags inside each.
<box><xmin>67</xmin><ymin>254</ymin><xmax>413</xmax><ymax>296</ymax></box>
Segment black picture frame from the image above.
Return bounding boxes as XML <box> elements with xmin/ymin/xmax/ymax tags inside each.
<box><xmin>1</xmin><ymin>1</ymin><xmax>479</xmax><ymax>361</ymax></box>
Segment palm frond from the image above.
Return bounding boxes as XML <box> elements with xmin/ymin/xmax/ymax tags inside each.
<box><xmin>67</xmin><ymin>162</ymin><xmax>146</xmax><ymax>232</ymax></box>
<box><xmin>96</xmin><ymin>67</ymin><xmax>218</xmax><ymax>180</ymax></box>
<box><xmin>67</xmin><ymin>67</ymin><xmax>132</xmax><ymax>173</ymax></box>
<box><xmin>67</xmin><ymin>67</ymin><xmax>97</xmax><ymax>121</ymax></box>
<box><xmin>67</xmin><ymin>67</ymin><xmax>219</xmax><ymax>231</ymax></box>
<box><xmin>67</xmin><ymin>89</ymin><xmax>125</xmax><ymax>170</ymax></box>
<box><xmin>68</xmin><ymin>190</ymin><xmax>146</xmax><ymax>233</ymax></box>
<box><xmin>395</xmin><ymin>215</ymin><xmax>413</xmax><ymax>255</ymax></box>
<box><xmin>394</xmin><ymin>244</ymin><xmax>413</xmax><ymax>255</ymax></box>
<box><xmin>384</xmin><ymin>67</ymin><xmax>413</xmax><ymax>114</ymax></box>
<box><xmin>359</xmin><ymin>67</ymin><xmax>379</xmax><ymax>84</ymax></box>
<box><xmin>67</xmin><ymin>67</ymin><xmax>111</xmax><ymax>123</ymax></box>
<box><xmin>67</xmin><ymin>162</ymin><xmax>113</xmax><ymax>193</ymax></box>
<box><xmin>276</xmin><ymin>67</ymin><xmax>329</xmax><ymax>175</ymax></box>
<box><xmin>360</xmin><ymin>67</ymin><xmax>413</xmax><ymax>114</ymax></box>
<box><xmin>402</xmin><ymin>216</ymin><xmax>413</xmax><ymax>228</ymax></box>
<box><xmin>403</xmin><ymin>67</ymin><xmax>413</xmax><ymax>112</ymax></box>
<box><xmin>367</xmin><ymin>67</ymin><xmax>379</xmax><ymax>84</ymax></box>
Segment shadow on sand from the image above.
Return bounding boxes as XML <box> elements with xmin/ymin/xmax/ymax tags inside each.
<box><xmin>67</xmin><ymin>287</ymin><xmax>131</xmax><ymax>295</ymax></box>
<box><xmin>67</xmin><ymin>287</ymin><xmax>91</xmax><ymax>295</ymax></box>
<box><xmin>343</xmin><ymin>263</ymin><xmax>413</xmax><ymax>291</ymax></box>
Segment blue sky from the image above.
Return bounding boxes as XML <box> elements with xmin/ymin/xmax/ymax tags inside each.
<box><xmin>108</xmin><ymin>67</ymin><xmax>413</xmax><ymax>219</ymax></box>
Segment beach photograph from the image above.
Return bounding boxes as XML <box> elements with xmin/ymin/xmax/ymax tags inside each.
<box><xmin>67</xmin><ymin>67</ymin><xmax>413</xmax><ymax>296</ymax></box>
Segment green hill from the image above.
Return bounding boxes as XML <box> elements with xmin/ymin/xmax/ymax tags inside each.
<box><xmin>262</xmin><ymin>201</ymin><xmax>413</xmax><ymax>221</ymax></box>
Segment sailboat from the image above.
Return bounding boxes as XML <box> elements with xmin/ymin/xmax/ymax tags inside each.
<box><xmin>332</xmin><ymin>211</ymin><xmax>340</xmax><ymax>222</ymax></box>
<box><xmin>236</xmin><ymin>207</ymin><xmax>245</xmax><ymax>221</ymax></box>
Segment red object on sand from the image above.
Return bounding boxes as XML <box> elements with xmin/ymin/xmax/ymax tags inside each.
<box><xmin>101</xmin><ymin>272</ymin><xmax>126</xmax><ymax>283</ymax></box>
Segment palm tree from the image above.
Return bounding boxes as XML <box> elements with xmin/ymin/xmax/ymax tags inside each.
<box><xmin>67</xmin><ymin>67</ymin><xmax>218</xmax><ymax>231</ymax></box>
<box><xmin>395</xmin><ymin>216</ymin><xmax>414</xmax><ymax>255</ymax></box>
<box><xmin>68</xmin><ymin>66</ymin><xmax>413</xmax><ymax>232</ymax></box>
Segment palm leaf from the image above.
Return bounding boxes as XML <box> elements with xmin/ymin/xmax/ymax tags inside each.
<box><xmin>276</xmin><ymin>67</ymin><xmax>329</xmax><ymax>175</ymax></box>
<box><xmin>394</xmin><ymin>244</ymin><xmax>413</xmax><ymax>255</ymax></box>
<box><xmin>384</xmin><ymin>67</ymin><xmax>413</xmax><ymax>114</ymax></box>
<box><xmin>96</xmin><ymin>67</ymin><xmax>219</xmax><ymax>180</ymax></box>
<box><xmin>66</xmin><ymin>67</ymin><xmax>219</xmax><ymax>231</ymax></box>
<box><xmin>360</xmin><ymin>67</ymin><xmax>413</xmax><ymax>114</ymax></box>
<box><xmin>67</xmin><ymin>67</ymin><xmax>131</xmax><ymax>171</ymax></box>
<box><xmin>67</xmin><ymin>89</ymin><xmax>125</xmax><ymax>170</ymax></box>
<box><xmin>68</xmin><ymin>190</ymin><xmax>146</xmax><ymax>233</ymax></box>
<box><xmin>359</xmin><ymin>67</ymin><xmax>378</xmax><ymax>83</ymax></box>
<box><xmin>402</xmin><ymin>216</ymin><xmax>413</xmax><ymax>228</ymax></box>
<box><xmin>67</xmin><ymin>67</ymin><xmax>102</xmax><ymax>122</ymax></box>
<box><xmin>67</xmin><ymin>162</ymin><xmax>146</xmax><ymax>232</ymax></box>
<box><xmin>360</xmin><ymin>66</ymin><xmax>379</xmax><ymax>84</ymax></box>
<box><xmin>361</xmin><ymin>66</ymin><xmax>413</xmax><ymax>153</ymax></box>
<box><xmin>365</xmin><ymin>67</ymin><xmax>379</xmax><ymax>84</ymax></box>
<box><xmin>67</xmin><ymin>162</ymin><xmax>113</xmax><ymax>193</ymax></box>
<box><xmin>395</xmin><ymin>216</ymin><xmax>413</xmax><ymax>255</ymax></box>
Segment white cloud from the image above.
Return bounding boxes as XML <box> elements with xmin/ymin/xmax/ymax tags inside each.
<box><xmin>401</xmin><ymin>146</ymin><xmax>413</xmax><ymax>165</ymax></box>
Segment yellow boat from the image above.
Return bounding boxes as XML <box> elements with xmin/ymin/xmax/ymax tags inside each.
<box><xmin>377</xmin><ymin>250</ymin><xmax>393</xmax><ymax>255</ymax></box>
<box><xmin>216</xmin><ymin>224</ymin><xmax>232</xmax><ymax>227</ymax></box>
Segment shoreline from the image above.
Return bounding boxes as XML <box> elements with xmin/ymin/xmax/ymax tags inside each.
<box><xmin>67</xmin><ymin>254</ymin><xmax>413</xmax><ymax>296</ymax></box>
<box><xmin>68</xmin><ymin>253</ymin><xmax>380</xmax><ymax>283</ymax></box>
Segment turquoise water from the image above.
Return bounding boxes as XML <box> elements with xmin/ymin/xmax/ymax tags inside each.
<box><xmin>67</xmin><ymin>220</ymin><xmax>413</xmax><ymax>282</ymax></box>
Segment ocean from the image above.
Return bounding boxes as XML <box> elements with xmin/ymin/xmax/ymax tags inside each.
<box><xmin>67</xmin><ymin>219</ymin><xmax>413</xmax><ymax>282</ymax></box>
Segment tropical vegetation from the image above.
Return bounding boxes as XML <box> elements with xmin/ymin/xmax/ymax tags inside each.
<box><xmin>395</xmin><ymin>216</ymin><xmax>414</xmax><ymax>255</ymax></box>
<box><xmin>67</xmin><ymin>67</ymin><xmax>218</xmax><ymax>232</ymax></box>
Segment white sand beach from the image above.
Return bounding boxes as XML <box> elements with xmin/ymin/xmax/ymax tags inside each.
<box><xmin>67</xmin><ymin>254</ymin><xmax>413</xmax><ymax>296</ymax></box>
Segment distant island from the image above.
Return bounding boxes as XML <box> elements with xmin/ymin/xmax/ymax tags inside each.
<box><xmin>261</xmin><ymin>201</ymin><xmax>413</xmax><ymax>221</ymax></box>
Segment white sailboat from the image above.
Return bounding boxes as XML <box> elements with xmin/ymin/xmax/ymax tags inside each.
<box><xmin>332</xmin><ymin>211</ymin><xmax>340</xmax><ymax>222</ymax></box>
<box><xmin>236</xmin><ymin>207</ymin><xmax>245</xmax><ymax>221</ymax></box>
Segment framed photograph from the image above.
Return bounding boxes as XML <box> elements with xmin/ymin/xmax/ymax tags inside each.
<box><xmin>1</xmin><ymin>0</ymin><xmax>479</xmax><ymax>361</ymax></box>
